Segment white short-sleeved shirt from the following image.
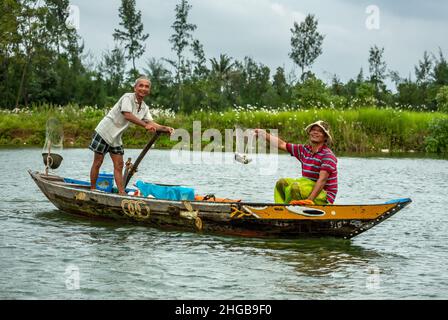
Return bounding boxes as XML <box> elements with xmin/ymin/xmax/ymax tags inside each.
<box><xmin>95</xmin><ymin>93</ymin><xmax>153</xmax><ymax>147</ymax></box>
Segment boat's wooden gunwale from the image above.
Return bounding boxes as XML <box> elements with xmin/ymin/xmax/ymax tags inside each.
<box><xmin>29</xmin><ymin>170</ymin><xmax>412</xmax><ymax>239</ymax></box>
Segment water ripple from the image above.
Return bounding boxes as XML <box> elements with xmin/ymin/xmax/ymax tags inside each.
<box><xmin>0</xmin><ymin>149</ymin><xmax>447</xmax><ymax>299</ymax></box>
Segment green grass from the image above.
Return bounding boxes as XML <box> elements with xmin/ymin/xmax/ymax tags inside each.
<box><xmin>1</xmin><ymin>105</ymin><xmax>447</xmax><ymax>153</ymax></box>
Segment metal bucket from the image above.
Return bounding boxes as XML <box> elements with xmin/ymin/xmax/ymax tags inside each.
<box><xmin>42</xmin><ymin>153</ymin><xmax>63</xmax><ymax>169</ymax></box>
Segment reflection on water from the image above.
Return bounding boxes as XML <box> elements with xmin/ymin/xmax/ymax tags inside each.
<box><xmin>221</xmin><ymin>237</ymin><xmax>381</xmax><ymax>277</ymax></box>
<box><xmin>38</xmin><ymin>208</ymin><xmax>380</xmax><ymax>276</ymax></box>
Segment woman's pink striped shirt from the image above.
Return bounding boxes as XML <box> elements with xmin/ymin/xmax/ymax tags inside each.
<box><xmin>286</xmin><ymin>143</ymin><xmax>338</xmax><ymax>203</ymax></box>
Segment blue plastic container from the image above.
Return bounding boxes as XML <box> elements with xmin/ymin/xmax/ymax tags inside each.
<box><xmin>96</xmin><ymin>172</ymin><xmax>114</xmax><ymax>192</ymax></box>
<box><xmin>63</xmin><ymin>178</ymin><xmax>91</xmax><ymax>186</ymax></box>
<box><xmin>135</xmin><ymin>180</ymin><xmax>195</xmax><ymax>201</ymax></box>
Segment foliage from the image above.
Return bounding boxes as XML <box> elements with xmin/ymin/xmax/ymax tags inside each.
<box><xmin>169</xmin><ymin>0</ymin><xmax>196</xmax><ymax>67</ymax></box>
<box><xmin>368</xmin><ymin>45</ymin><xmax>387</xmax><ymax>95</ymax></box>
<box><xmin>2</xmin><ymin>105</ymin><xmax>445</xmax><ymax>155</ymax></box>
<box><xmin>415</xmin><ymin>51</ymin><xmax>433</xmax><ymax>84</ymax></box>
<box><xmin>167</xmin><ymin>0</ymin><xmax>197</xmax><ymax>112</ymax></box>
<box><xmin>143</xmin><ymin>58</ymin><xmax>174</xmax><ymax>108</ymax></box>
<box><xmin>425</xmin><ymin>118</ymin><xmax>448</xmax><ymax>153</ymax></box>
<box><xmin>1</xmin><ymin>1</ymin><xmax>448</xmax><ymax>120</ymax></box>
<box><xmin>289</xmin><ymin>14</ymin><xmax>325</xmax><ymax>80</ymax></box>
<box><xmin>113</xmin><ymin>0</ymin><xmax>149</xmax><ymax>73</ymax></box>
<box><xmin>191</xmin><ymin>39</ymin><xmax>208</xmax><ymax>80</ymax></box>
<box><xmin>432</xmin><ymin>49</ymin><xmax>448</xmax><ymax>86</ymax></box>
<box><xmin>355</xmin><ymin>82</ymin><xmax>376</xmax><ymax>106</ymax></box>
<box><xmin>291</xmin><ymin>76</ymin><xmax>332</xmax><ymax>108</ymax></box>
<box><xmin>98</xmin><ymin>46</ymin><xmax>127</xmax><ymax>96</ymax></box>
<box><xmin>436</xmin><ymin>86</ymin><xmax>448</xmax><ymax>112</ymax></box>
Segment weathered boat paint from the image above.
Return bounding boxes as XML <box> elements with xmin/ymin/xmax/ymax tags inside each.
<box><xmin>29</xmin><ymin>170</ymin><xmax>412</xmax><ymax>239</ymax></box>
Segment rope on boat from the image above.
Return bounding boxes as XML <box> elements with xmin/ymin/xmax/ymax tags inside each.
<box><xmin>181</xmin><ymin>201</ymin><xmax>203</xmax><ymax>231</ymax></box>
<box><xmin>230</xmin><ymin>206</ymin><xmax>259</xmax><ymax>219</ymax></box>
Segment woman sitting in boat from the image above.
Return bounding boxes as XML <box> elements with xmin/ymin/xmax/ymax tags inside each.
<box><xmin>255</xmin><ymin>120</ymin><xmax>338</xmax><ymax>205</ymax></box>
<box><xmin>89</xmin><ymin>76</ymin><xmax>174</xmax><ymax>195</ymax></box>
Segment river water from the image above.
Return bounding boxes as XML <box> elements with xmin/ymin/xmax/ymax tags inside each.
<box><xmin>0</xmin><ymin>148</ymin><xmax>447</xmax><ymax>299</ymax></box>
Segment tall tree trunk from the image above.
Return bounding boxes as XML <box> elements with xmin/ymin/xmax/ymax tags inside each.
<box><xmin>178</xmin><ymin>57</ymin><xmax>182</xmax><ymax>111</ymax></box>
<box><xmin>15</xmin><ymin>60</ymin><xmax>29</xmax><ymax>109</ymax></box>
<box><xmin>23</xmin><ymin>81</ymin><xmax>28</xmax><ymax>107</ymax></box>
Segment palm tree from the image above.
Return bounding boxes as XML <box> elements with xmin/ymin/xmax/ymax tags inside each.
<box><xmin>143</xmin><ymin>58</ymin><xmax>172</xmax><ymax>106</ymax></box>
<box><xmin>210</xmin><ymin>54</ymin><xmax>234</xmax><ymax>93</ymax></box>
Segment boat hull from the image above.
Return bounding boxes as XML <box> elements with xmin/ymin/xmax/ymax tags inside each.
<box><xmin>29</xmin><ymin>170</ymin><xmax>412</xmax><ymax>239</ymax></box>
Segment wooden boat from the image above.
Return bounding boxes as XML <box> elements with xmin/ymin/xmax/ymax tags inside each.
<box><xmin>29</xmin><ymin>170</ymin><xmax>412</xmax><ymax>239</ymax></box>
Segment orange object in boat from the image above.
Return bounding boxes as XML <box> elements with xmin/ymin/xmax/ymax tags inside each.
<box><xmin>195</xmin><ymin>195</ymin><xmax>241</xmax><ymax>203</ymax></box>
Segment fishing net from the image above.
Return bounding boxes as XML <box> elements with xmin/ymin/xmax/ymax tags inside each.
<box><xmin>234</xmin><ymin>127</ymin><xmax>254</xmax><ymax>164</ymax></box>
<box><xmin>42</xmin><ymin>117</ymin><xmax>64</xmax><ymax>170</ymax></box>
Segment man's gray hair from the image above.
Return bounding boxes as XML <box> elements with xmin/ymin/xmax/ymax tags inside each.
<box><xmin>134</xmin><ymin>75</ymin><xmax>151</xmax><ymax>87</ymax></box>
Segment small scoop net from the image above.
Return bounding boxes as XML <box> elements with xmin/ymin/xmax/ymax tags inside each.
<box><xmin>42</xmin><ymin>117</ymin><xmax>64</xmax><ymax>171</ymax></box>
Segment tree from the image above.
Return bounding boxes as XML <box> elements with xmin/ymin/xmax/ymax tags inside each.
<box><xmin>436</xmin><ymin>86</ymin><xmax>448</xmax><ymax>112</ymax></box>
<box><xmin>99</xmin><ymin>46</ymin><xmax>126</xmax><ymax>95</ymax></box>
<box><xmin>272</xmin><ymin>67</ymin><xmax>290</xmax><ymax>103</ymax></box>
<box><xmin>240</xmin><ymin>56</ymin><xmax>271</xmax><ymax>106</ymax></box>
<box><xmin>356</xmin><ymin>68</ymin><xmax>364</xmax><ymax>84</ymax></box>
<box><xmin>44</xmin><ymin>0</ymin><xmax>79</xmax><ymax>55</ymax></box>
<box><xmin>113</xmin><ymin>0</ymin><xmax>149</xmax><ymax>74</ymax></box>
<box><xmin>258</xmin><ymin>67</ymin><xmax>290</xmax><ymax>108</ymax></box>
<box><xmin>14</xmin><ymin>1</ymin><xmax>51</xmax><ymax>107</ymax></box>
<box><xmin>396</xmin><ymin>80</ymin><xmax>422</xmax><ymax>107</ymax></box>
<box><xmin>330</xmin><ymin>74</ymin><xmax>345</xmax><ymax>96</ymax></box>
<box><xmin>432</xmin><ymin>49</ymin><xmax>448</xmax><ymax>86</ymax></box>
<box><xmin>291</xmin><ymin>75</ymin><xmax>331</xmax><ymax>108</ymax></box>
<box><xmin>289</xmin><ymin>14</ymin><xmax>325</xmax><ymax>81</ymax></box>
<box><xmin>389</xmin><ymin>70</ymin><xmax>403</xmax><ymax>89</ymax></box>
<box><xmin>168</xmin><ymin>0</ymin><xmax>197</xmax><ymax>110</ymax></box>
<box><xmin>210</xmin><ymin>54</ymin><xmax>234</xmax><ymax>93</ymax></box>
<box><xmin>415</xmin><ymin>51</ymin><xmax>433</xmax><ymax>85</ymax></box>
<box><xmin>0</xmin><ymin>0</ymin><xmax>22</xmax><ymax>107</ymax></box>
<box><xmin>191</xmin><ymin>39</ymin><xmax>208</xmax><ymax>80</ymax></box>
<box><xmin>335</xmin><ymin>68</ymin><xmax>365</xmax><ymax>100</ymax></box>
<box><xmin>368</xmin><ymin>45</ymin><xmax>387</xmax><ymax>93</ymax></box>
<box><xmin>356</xmin><ymin>82</ymin><xmax>376</xmax><ymax>105</ymax></box>
<box><xmin>143</xmin><ymin>58</ymin><xmax>173</xmax><ymax>108</ymax></box>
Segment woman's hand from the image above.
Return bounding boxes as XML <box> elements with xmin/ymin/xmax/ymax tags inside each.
<box><xmin>290</xmin><ymin>199</ymin><xmax>315</xmax><ymax>206</ymax></box>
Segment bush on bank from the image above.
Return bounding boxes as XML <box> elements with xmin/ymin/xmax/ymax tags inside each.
<box><xmin>1</xmin><ymin>104</ymin><xmax>447</xmax><ymax>154</ymax></box>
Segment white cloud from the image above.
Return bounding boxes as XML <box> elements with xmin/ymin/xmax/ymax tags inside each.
<box><xmin>270</xmin><ymin>2</ymin><xmax>305</xmax><ymax>24</ymax></box>
<box><xmin>73</xmin><ymin>0</ymin><xmax>447</xmax><ymax>87</ymax></box>
<box><xmin>271</xmin><ymin>2</ymin><xmax>286</xmax><ymax>16</ymax></box>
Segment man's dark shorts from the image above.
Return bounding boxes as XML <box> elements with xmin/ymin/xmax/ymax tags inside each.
<box><xmin>89</xmin><ymin>132</ymin><xmax>124</xmax><ymax>155</ymax></box>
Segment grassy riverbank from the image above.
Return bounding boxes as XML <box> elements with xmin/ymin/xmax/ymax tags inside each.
<box><xmin>1</xmin><ymin>105</ymin><xmax>447</xmax><ymax>153</ymax></box>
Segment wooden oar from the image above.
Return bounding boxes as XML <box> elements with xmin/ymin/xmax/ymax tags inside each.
<box><xmin>123</xmin><ymin>131</ymin><xmax>162</xmax><ymax>189</ymax></box>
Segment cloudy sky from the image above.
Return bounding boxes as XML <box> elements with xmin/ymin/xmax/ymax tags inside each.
<box><xmin>71</xmin><ymin>0</ymin><xmax>448</xmax><ymax>86</ymax></box>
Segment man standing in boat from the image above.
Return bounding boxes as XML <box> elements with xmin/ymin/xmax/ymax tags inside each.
<box><xmin>255</xmin><ymin>120</ymin><xmax>337</xmax><ymax>205</ymax></box>
<box><xmin>89</xmin><ymin>76</ymin><xmax>174</xmax><ymax>195</ymax></box>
